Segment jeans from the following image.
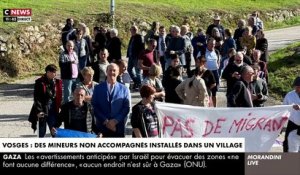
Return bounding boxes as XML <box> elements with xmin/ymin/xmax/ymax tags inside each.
<box><xmin>179</xmin><ymin>54</ymin><xmax>186</xmax><ymax>66</ymax></box>
<box><xmin>79</xmin><ymin>55</ymin><xmax>87</xmax><ymax>70</ymax></box>
<box><xmin>38</xmin><ymin>100</ymin><xmax>56</xmax><ymax>137</ymax></box>
<box><xmin>165</xmin><ymin>58</ymin><xmax>172</xmax><ymax>71</ymax></box>
<box><xmin>62</xmin><ymin>79</ymin><xmax>77</xmax><ymax>104</ymax></box>
<box><xmin>127</xmin><ymin>57</ymin><xmax>142</xmax><ymax>86</ymax></box>
<box><xmin>160</xmin><ymin>56</ymin><xmax>166</xmax><ymax>72</ymax></box>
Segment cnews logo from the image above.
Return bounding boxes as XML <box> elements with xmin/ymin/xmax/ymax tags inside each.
<box><xmin>3</xmin><ymin>8</ymin><xmax>32</xmax><ymax>22</ymax></box>
<box><xmin>3</xmin><ymin>9</ymin><xmax>32</xmax><ymax>16</ymax></box>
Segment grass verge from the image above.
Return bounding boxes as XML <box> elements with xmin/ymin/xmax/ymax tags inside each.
<box><xmin>268</xmin><ymin>42</ymin><xmax>300</xmax><ymax>100</ymax></box>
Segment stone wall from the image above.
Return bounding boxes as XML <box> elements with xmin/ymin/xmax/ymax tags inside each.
<box><xmin>0</xmin><ymin>23</ymin><xmax>63</xmax><ymax>79</ymax></box>
<box><xmin>265</xmin><ymin>9</ymin><xmax>300</xmax><ymax>22</ymax></box>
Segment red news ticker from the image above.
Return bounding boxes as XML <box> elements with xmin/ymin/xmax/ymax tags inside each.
<box><xmin>3</xmin><ymin>9</ymin><xmax>32</xmax><ymax>16</ymax></box>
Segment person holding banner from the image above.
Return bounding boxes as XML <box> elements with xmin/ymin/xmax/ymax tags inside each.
<box><xmin>131</xmin><ymin>85</ymin><xmax>161</xmax><ymax>138</ymax></box>
<box><xmin>92</xmin><ymin>63</ymin><xmax>131</xmax><ymax>137</ymax></box>
<box><xmin>28</xmin><ymin>64</ymin><xmax>62</xmax><ymax>137</ymax></box>
<box><xmin>283</xmin><ymin>76</ymin><xmax>300</xmax><ymax>152</ymax></box>
<box><xmin>52</xmin><ymin>86</ymin><xmax>97</xmax><ymax>136</ymax></box>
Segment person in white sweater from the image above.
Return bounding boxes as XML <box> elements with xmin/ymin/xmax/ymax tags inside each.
<box><xmin>175</xmin><ymin>67</ymin><xmax>209</xmax><ymax>107</ymax></box>
<box><xmin>283</xmin><ymin>76</ymin><xmax>300</xmax><ymax>152</ymax></box>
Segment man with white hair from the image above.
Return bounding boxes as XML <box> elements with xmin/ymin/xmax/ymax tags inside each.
<box><xmin>227</xmin><ymin>65</ymin><xmax>255</xmax><ymax>107</ymax></box>
<box><xmin>92</xmin><ymin>63</ymin><xmax>131</xmax><ymax>137</ymax></box>
<box><xmin>107</xmin><ymin>28</ymin><xmax>122</xmax><ymax>62</ymax></box>
<box><xmin>165</xmin><ymin>25</ymin><xmax>186</xmax><ymax>70</ymax></box>
<box><xmin>127</xmin><ymin>25</ymin><xmax>144</xmax><ymax>90</ymax></box>
<box><xmin>222</xmin><ymin>51</ymin><xmax>248</xmax><ymax>101</ymax></box>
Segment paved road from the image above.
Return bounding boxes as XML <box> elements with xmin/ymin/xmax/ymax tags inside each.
<box><xmin>265</xmin><ymin>26</ymin><xmax>300</xmax><ymax>53</ymax></box>
<box><xmin>0</xmin><ymin>26</ymin><xmax>300</xmax><ymax>142</ymax></box>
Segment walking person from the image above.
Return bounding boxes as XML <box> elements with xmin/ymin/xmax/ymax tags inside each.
<box><xmin>164</xmin><ymin>66</ymin><xmax>183</xmax><ymax>104</ymax></box>
<box><xmin>142</xmin><ymin>64</ymin><xmax>165</xmax><ymax>102</ymax></box>
<box><xmin>127</xmin><ymin>25</ymin><xmax>145</xmax><ymax>90</ymax></box>
<box><xmin>28</xmin><ymin>64</ymin><xmax>62</xmax><ymax>137</ymax></box>
<box><xmin>165</xmin><ymin>26</ymin><xmax>186</xmax><ymax>69</ymax></box>
<box><xmin>107</xmin><ymin>28</ymin><xmax>122</xmax><ymax>63</ymax></box>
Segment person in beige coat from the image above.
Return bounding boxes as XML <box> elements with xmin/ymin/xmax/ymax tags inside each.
<box><xmin>175</xmin><ymin>67</ymin><xmax>209</xmax><ymax>107</ymax></box>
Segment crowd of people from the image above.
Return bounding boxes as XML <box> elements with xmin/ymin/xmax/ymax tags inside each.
<box><xmin>28</xmin><ymin>12</ymin><xmax>300</xmax><ymax>152</ymax></box>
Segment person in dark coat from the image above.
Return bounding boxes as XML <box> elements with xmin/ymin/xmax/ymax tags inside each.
<box><xmin>28</xmin><ymin>64</ymin><xmax>62</xmax><ymax>137</ymax></box>
<box><xmin>107</xmin><ymin>28</ymin><xmax>122</xmax><ymax>63</ymax></box>
<box><xmin>222</xmin><ymin>51</ymin><xmax>248</xmax><ymax>97</ymax></box>
<box><xmin>127</xmin><ymin>25</ymin><xmax>145</xmax><ymax>89</ymax></box>
<box><xmin>228</xmin><ymin>65</ymin><xmax>255</xmax><ymax>107</ymax></box>
<box><xmin>164</xmin><ymin>66</ymin><xmax>183</xmax><ymax>104</ymax></box>
<box><xmin>52</xmin><ymin>86</ymin><xmax>97</xmax><ymax>135</ymax></box>
<box><xmin>255</xmin><ymin>30</ymin><xmax>268</xmax><ymax>63</ymax></box>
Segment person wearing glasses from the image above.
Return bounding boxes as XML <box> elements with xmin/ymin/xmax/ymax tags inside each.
<box><xmin>222</xmin><ymin>52</ymin><xmax>248</xmax><ymax>106</ymax></box>
<box><xmin>227</xmin><ymin>65</ymin><xmax>255</xmax><ymax>107</ymax></box>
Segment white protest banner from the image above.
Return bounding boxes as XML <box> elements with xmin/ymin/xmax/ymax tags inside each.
<box><xmin>155</xmin><ymin>102</ymin><xmax>292</xmax><ymax>152</ymax></box>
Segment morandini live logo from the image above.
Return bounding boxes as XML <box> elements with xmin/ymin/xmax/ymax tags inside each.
<box><xmin>3</xmin><ymin>8</ymin><xmax>32</xmax><ymax>22</ymax></box>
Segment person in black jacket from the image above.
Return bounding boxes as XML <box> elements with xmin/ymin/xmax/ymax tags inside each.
<box><xmin>228</xmin><ymin>65</ymin><xmax>255</xmax><ymax>107</ymax></box>
<box><xmin>61</xmin><ymin>18</ymin><xmax>76</xmax><ymax>50</ymax></box>
<box><xmin>107</xmin><ymin>28</ymin><xmax>122</xmax><ymax>63</ymax></box>
<box><xmin>127</xmin><ymin>25</ymin><xmax>145</xmax><ymax>89</ymax></box>
<box><xmin>255</xmin><ymin>30</ymin><xmax>268</xmax><ymax>63</ymax></box>
<box><xmin>131</xmin><ymin>85</ymin><xmax>160</xmax><ymax>138</ymax></box>
<box><xmin>164</xmin><ymin>66</ymin><xmax>183</xmax><ymax>104</ymax></box>
<box><xmin>28</xmin><ymin>64</ymin><xmax>62</xmax><ymax>137</ymax></box>
<box><xmin>52</xmin><ymin>87</ymin><xmax>97</xmax><ymax>135</ymax></box>
<box><xmin>222</xmin><ymin>51</ymin><xmax>248</xmax><ymax>98</ymax></box>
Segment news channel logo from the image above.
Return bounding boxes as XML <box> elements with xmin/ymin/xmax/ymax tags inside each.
<box><xmin>3</xmin><ymin>8</ymin><xmax>32</xmax><ymax>22</ymax></box>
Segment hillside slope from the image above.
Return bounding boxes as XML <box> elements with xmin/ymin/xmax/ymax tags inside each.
<box><xmin>0</xmin><ymin>0</ymin><xmax>300</xmax><ymax>82</ymax></box>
